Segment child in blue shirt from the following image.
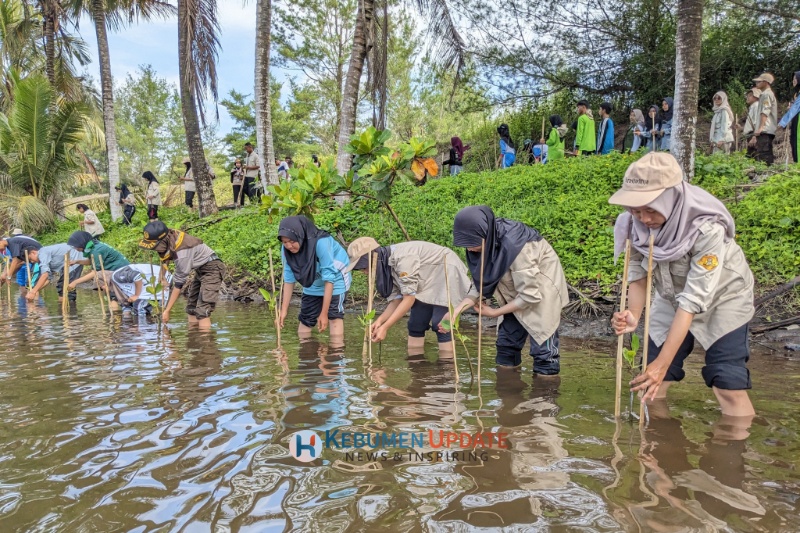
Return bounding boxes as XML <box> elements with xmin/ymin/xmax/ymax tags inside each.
<box><xmin>496</xmin><ymin>123</ymin><xmax>516</xmax><ymax>168</ymax></box>
<box><xmin>278</xmin><ymin>216</ymin><xmax>351</xmax><ymax>340</ymax></box>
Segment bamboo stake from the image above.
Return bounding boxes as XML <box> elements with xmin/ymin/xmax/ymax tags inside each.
<box><xmin>62</xmin><ymin>253</ymin><xmax>69</xmax><ymax>313</ymax></box>
<box><xmin>98</xmin><ymin>255</ymin><xmax>113</xmax><ymax>311</ymax></box>
<box><xmin>5</xmin><ymin>257</ymin><xmax>10</xmax><ymax>304</ymax></box>
<box><xmin>477</xmin><ymin>240</ymin><xmax>485</xmax><ymax>384</ymax></box>
<box><xmin>90</xmin><ymin>255</ymin><xmax>106</xmax><ymax>316</ymax></box>
<box><xmin>269</xmin><ymin>250</ymin><xmax>281</xmax><ymax>348</ymax></box>
<box><xmin>367</xmin><ymin>251</ymin><xmax>377</xmax><ymax>358</ymax></box>
<box><xmin>541</xmin><ymin>116</ymin><xmax>546</xmax><ymax>141</ymax></box>
<box><xmin>615</xmin><ymin>239</ymin><xmax>632</xmax><ymax>419</ymax></box>
<box><xmin>443</xmin><ymin>254</ymin><xmax>459</xmax><ymax>381</ymax></box>
<box><xmin>639</xmin><ymin>235</ymin><xmax>655</xmax><ymax>426</ymax></box>
<box><xmin>23</xmin><ymin>249</ymin><xmax>33</xmax><ymax>291</ymax></box>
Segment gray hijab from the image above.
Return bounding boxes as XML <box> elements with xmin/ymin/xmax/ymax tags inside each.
<box><xmin>614</xmin><ymin>182</ymin><xmax>736</xmax><ymax>263</ymax></box>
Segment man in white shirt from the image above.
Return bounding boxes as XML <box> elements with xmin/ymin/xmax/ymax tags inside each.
<box><xmin>244</xmin><ymin>142</ymin><xmax>260</xmax><ymax>204</ymax></box>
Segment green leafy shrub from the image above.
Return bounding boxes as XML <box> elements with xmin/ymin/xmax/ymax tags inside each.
<box><xmin>37</xmin><ymin>154</ymin><xmax>800</xmax><ymax>302</ymax></box>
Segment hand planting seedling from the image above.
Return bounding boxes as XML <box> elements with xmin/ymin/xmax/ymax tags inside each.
<box><xmin>146</xmin><ymin>275</ymin><xmax>164</xmax><ymax>322</ymax></box>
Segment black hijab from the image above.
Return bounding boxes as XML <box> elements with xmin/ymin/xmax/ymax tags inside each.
<box><xmin>354</xmin><ymin>246</ymin><xmax>394</xmax><ymax>298</ymax></box>
<box><xmin>142</xmin><ymin>171</ymin><xmax>158</xmax><ymax>184</ymax></box>
<box><xmin>277</xmin><ymin>216</ymin><xmax>330</xmax><ymax>287</ymax></box>
<box><xmin>645</xmin><ymin>105</ymin><xmax>661</xmax><ymax>131</ymax></box>
<box><xmin>661</xmin><ymin>97</ymin><xmax>674</xmax><ymax>122</ymax></box>
<box><xmin>794</xmin><ymin>71</ymin><xmax>800</xmax><ymax>98</ymax></box>
<box><xmin>549</xmin><ymin>115</ymin><xmax>563</xmax><ymax>127</ymax></box>
<box><xmin>118</xmin><ymin>184</ymin><xmax>131</xmax><ymax>203</ymax></box>
<box><xmin>67</xmin><ymin>230</ymin><xmax>95</xmax><ymax>251</ymax></box>
<box><xmin>497</xmin><ymin>123</ymin><xmax>515</xmax><ymax>149</ymax></box>
<box><xmin>453</xmin><ymin>205</ymin><xmax>542</xmax><ymax>297</ymax></box>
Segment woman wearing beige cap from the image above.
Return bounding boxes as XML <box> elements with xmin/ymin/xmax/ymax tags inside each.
<box><xmin>610</xmin><ymin>152</ymin><xmax>756</xmax><ymax>417</ymax></box>
<box><xmin>344</xmin><ymin>237</ymin><xmax>471</xmax><ymax>355</ymax></box>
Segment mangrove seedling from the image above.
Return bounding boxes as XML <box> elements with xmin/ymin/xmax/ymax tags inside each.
<box><xmin>622</xmin><ymin>333</ymin><xmax>648</xmax><ymax>423</ymax></box>
<box><xmin>440</xmin><ymin>313</ymin><xmax>475</xmax><ymax>379</ymax></box>
<box><xmin>146</xmin><ymin>275</ymin><xmax>164</xmax><ymax>323</ymax></box>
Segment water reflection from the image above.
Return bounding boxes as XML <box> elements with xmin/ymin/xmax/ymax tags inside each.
<box><xmin>0</xmin><ymin>300</ymin><xmax>798</xmax><ymax>531</ymax></box>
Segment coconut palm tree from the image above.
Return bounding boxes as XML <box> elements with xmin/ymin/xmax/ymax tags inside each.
<box><xmin>254</xmin><ymin>0</ymin><xmax>278</xmax><ymax>189</ymax></box>
<box><xmin>67</xmin><ymin>0</ymin><xmax>174</xmax><ymax>221</ymax></box>
<box><xmin>1</xmin><ymin>0</ymin><xmax>95</xmax><ymax>110</ymax></box>
<box><xmin>0</xmin><ymin>74</ymin><xmax>103</xmax><ymax>232</ymax></box>
<box><xmin>177</xmin><ymin>0</ymin><xmax>219</xmax><ymax>217</ymax></box>
<box><xmin>672</xmin><ymin>0</ymin><xmax>704</xmax><ymax>180</ymax></box>
<box><xmin>335</xmin><ymin>0</ymin><xmax>465</xmax><ymax>174</ymax></box>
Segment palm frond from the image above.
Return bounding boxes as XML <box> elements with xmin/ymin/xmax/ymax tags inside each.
<box><xmin>180</xmin><ymin>0</ymin><xmax>220</xmax><ymax>124</ymax></box>
<box><xmin>413</xmin><ymin>0</ymin><xmax>466</xmax><ymax>78</ymax></box>
<box><xmin>0</xmin><ymin>190</ymin><xmax>55</xmax><ymax>233</ymax></box>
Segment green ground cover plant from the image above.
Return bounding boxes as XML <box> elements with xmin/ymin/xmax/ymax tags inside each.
<box><xmin>38</xmin><ymin>154</ymin><xmax>799</xmax><ymax>307</ymax></box>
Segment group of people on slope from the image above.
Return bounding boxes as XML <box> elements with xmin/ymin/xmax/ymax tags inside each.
<box><xmin>442</xmin><ymin>70</ymin><xmax>800</xmax><ymax>175</ymax></box>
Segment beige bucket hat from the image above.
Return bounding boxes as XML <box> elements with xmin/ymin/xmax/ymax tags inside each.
<box><xmin>344</xmin><ymin>237</ymin><xmax>380</xmax><ymax>273</ymax></box>
<box><xmin>608</xmin><ymin>152</ymin><xmax>683</xmax><ymax>208</ymax></box>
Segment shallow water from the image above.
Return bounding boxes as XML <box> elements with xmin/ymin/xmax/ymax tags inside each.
<box><xmin>0</xmin><ymin>289</ymin><xmax>799</xmax><ymax>532</ymax></box>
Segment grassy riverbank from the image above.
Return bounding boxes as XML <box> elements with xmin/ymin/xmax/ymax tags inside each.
<box><xmin>38</xmin><ymin>153</ymin><xmax>800</xmax><ymax>314</ymax></box>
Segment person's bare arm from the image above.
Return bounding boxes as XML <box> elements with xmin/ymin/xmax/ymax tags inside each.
<box><xmin>69</xmin><ymin>270</ymin><xmax>98</xmax><ymax>289</ymax></box>
<box><xmin>278</xmin><ymin>282</ymin><xmax>295</xmax><ymax>328</ymax></box>
<box><xmin>26</xmin><ymin>272</ymin><xmax>50</xmax><ymax>299</ymax></box>
<box><xmin>371</xmin><ymin>295</ymin><xmax>416</xmax><ymax>341</ymax></box>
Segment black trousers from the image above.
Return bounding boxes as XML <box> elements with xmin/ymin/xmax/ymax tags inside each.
<box><xmin>147</xmin><ymin>205</ymin><xmax>158</xmax><ymax>220</ymax></box>
<box><xmin>122</xmin><ymin>205</ymin><xmax>135</xmax><ymax>225</ymax></box>
<box><xmin>495</xmin><ymin>312</ymin><xmax>560</xmax><ymax>374</ymax></box>
<box><xmin>755</xmin><ymin>133</ymin><xmax>775</xmax><ymax>166</ymax></box>
<box><xmin>244</xmin><ymin>177</ymin><xmax>257</xmax><ymax>203</ymax></box>
<box><xmin>233</xmin><ymin>185</ymin><xmax>243</xmax><ymax>205</ymax></box>
<box><xmin>57</xmin><ymin>265</ymin><xmax>84</xmax><ymax>301</ymax></box>
<box><xmin>185</xmin><ymin>190</ymin><xmax>195</xmax><ymax>208</ymax></box>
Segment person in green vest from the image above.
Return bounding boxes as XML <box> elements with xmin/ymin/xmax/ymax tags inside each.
<box><xmin>66</xmin><ymin>231</ymin><xmax>130</xmax><ymax>297</ymax></box>
<box><xmin>541</xmin><ymin>115</ymin><xmax>568</xmax><ymax>161</ymax></box>
<box><xmin>574</xmin><ymin>100</ymin><xmax>596</xmax><ymax>155</ymax></box>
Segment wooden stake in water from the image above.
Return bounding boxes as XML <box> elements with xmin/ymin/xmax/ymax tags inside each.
<box><xmin>62</xmin><ymin>253</ymin><xmax>69</xmax><ymax>313</ymax></box>
<box><xmin>269</xmin><ymin>250</ymin><xmax>281</xmax><ymax>348</ymax></box>
<box><xmin>23</xmin><ymin>249</ymin><xmax>33</xmax><ymax>291</ymax></box>
<box><xmin>5</xmin><ymin>257</ymin><xmax>10</xmax><ymax>304</ymax></box>
<box><xmin>90</xmin><ymin>255</ymin><xmax>106</xmax><ymax>316</ymax></box>
<box><xmin>615</xmin><ymin>239</ymin><xmax>632</xmax><ymax>419</ymax></box>
<box><xmin>541</xmin><ymin>116</ymin><xmax>546</xmax><ymax>141</ymax></box>
<box><xmin>443</xmin><ymin>254</ymin><xmax>459</xmax><ymax>381</ymax></box>
<box><xmin>367</xmin><ymin>251</ymin><xmax>377</xmax><ymax>358</ymax></box>
<box><xmin>639</xmin><ymin>234</ymin><xmax>655</xmax><ymax>426</ymax></box>
<box><xmin>477</xmin><ymin>240</ymin><xmax>485</xmax><ymax>384</ymax></box>
<box><xmin>98</xmin><ymin>255</ymin><xmax>113</xmax><ymax>311</ymax></box>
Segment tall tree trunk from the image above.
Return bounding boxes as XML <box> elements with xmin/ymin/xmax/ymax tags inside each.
<box><xmin>335</xmin><ymin>0</ymin><xmax>373</xmax><ymax>175</ymax></box>
<box><xmin>92</xmin><ymin>1</ymin><xmax>122</xmax><ymax>221</ymax></box>
<box><xmin>42</xmin><ymin>1</ymin><xmax>56</xmax><ymax>87</ymax></box>
<box><xmin>255</xmin><ymin>0</ymin><xmax>278</xmax><ymax>190</ymax></box>
<box><xmin>672</xmin><ymin>0</ymin><xmax>704</xmax><ymax>180</ymax></box>
<box><xmin>177</xmin><ymin>0</ymin><xmax>217</xmax><ymax>217</ymax></box>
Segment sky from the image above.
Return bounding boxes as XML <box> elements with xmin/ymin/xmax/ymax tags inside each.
<box><xmin>78</xmin><ymin>0</ymin><xmax>283</xmax><ymax>135</ymax></box>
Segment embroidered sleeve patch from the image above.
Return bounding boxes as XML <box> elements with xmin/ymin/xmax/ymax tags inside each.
<box><xmin>398</xmin><ymin>272</ymin><xmax>409</xmax><ymax>278</ymax></box>
<box><xmin>697</xmin><ymin>255</ymin><xmax>719</xmax><ymax>271</ymax></box>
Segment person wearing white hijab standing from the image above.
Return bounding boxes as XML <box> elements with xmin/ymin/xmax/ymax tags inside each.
<box><xmin>710</xmin><ymin>91</ymin><xmax>735</xmax><ymax>154</ymax></box>
<box><xmin>610</xmin><ymin>152</ymin><xmax>756</xmax><ymax>418</ymax></box>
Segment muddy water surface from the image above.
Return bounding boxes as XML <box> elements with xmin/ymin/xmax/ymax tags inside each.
<box><xmin>0</xmin><ymin>291</ymin><xmax>798</xmax><ymax>532</ymax></box>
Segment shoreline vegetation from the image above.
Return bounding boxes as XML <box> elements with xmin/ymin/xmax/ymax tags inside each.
<box><xmin>37</xmin><ymin>152</ymin><xmax>800</xmax><ymax>331</ymax></box>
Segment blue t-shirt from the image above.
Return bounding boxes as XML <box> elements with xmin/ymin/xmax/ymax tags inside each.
<box><xmin>282</xmin><ymin>236</ymin><xmax>351</xmax><ymax>296</ymax></box>
<box><xmin>500</xmin><ymin>139</ymin><xmax>516</xmax><ymax>168</ymax></box>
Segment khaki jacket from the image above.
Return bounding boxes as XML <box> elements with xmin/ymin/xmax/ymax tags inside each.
<box><xmin>83</xmin><ymin>209</ymin><xmax>104</xmax><ymax>237</ymax></box>
<box><xmin>743</xmin><ymin>102</ymin><xmax>759</xmax><ymax>137</ymax></box>
<box><xmin>759</xmin><ymin>88</ymin><xmax>778</xmax><ymax>135</ymax></box>
<box><xmin>628</xmin><ymin>221</ymin><xmax>754</xmax><ymax>349</ymax></box>
<box><xmin>183</xmin><ymin>168</ymin><xmax>196</xmax><ymax>192</ymax></box>
<box><xmin>468</xmin><ymin>239</ymin><xmax>569</xmax><ymax>344</ymax></box>
<box><xmin>386</xmin><ymin>241</ymin><xmax>471</xmax><ymax>308</ymax></box>
<box><xmin>146</xmin><ymin>182</ymin><xmax>162</xmax><ymax>205</ymax></box>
